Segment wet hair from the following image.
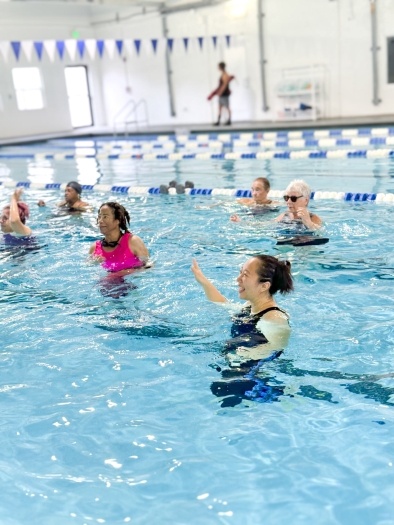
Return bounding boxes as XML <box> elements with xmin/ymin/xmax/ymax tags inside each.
<box><xmin>3</xmin><ymin>202</ymin><xmax>30</xmax><ymax>224</ymax></box>
<box><xmin>285</xmin><ymin>179</ymin><xmax>311</xmax><ymax>199</ymax></box>
<box><xmin>66</xmin><ymin>181</ymin><xmax>82</xmax><ymax>195</ymax></box>
<box><xmin>185</xmin><ymin>180</ymin><xmax>194</xmax><ymax>189</ymax></box>
<box><xmin>99</xmin><ymin>202</ymin><xmax>130</xmax><ymax>232</ymax></box>
<box><xmin>253</xmin><ymin>177</ymin><xmax>270</xmax><ymax>191</ymax></box>
<box><xmin>218</xmin><ymin>61</ymin><xmax>226</xmax><ymax>70</ymax></box>
<box><xmin>253</xmin><ymin>255</ymin><xmax>293</xmax><ymax>295</ymax></box>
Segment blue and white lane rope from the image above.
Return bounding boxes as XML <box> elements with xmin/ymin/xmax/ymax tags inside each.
<box><xmin>233</xmin><ymin>137</ymin><xmax>394</xmax><ymax>149</ymax></box>
<box><xmin>1</xmin><ymin>148</ymin><xmax>394</xmax><ymax>160</ymax></box>
<box><xmin>186</xmin><ymin>127</ymin><xmax>394</xmax><ymax>141</ymax></box>
<box><xmin>1</xmin><ymin>180</ymin><xmax>393</xmax><ymax>203</ymax></box>
<box><xmin>46</xmin><ymin>127</ymin><xmax>394</xmax><ymax>145</ymax></box>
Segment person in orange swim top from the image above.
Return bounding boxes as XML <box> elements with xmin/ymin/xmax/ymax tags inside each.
<box><xmin>89</xmin><ymin>202</ymin><xmax>149</xmax><ymax>275</ymax></box>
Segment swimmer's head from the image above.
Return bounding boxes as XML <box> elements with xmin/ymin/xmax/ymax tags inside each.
<box><xmin>185</xmin><ymin>181</ymin><xmax>194</xmax><ymax>189</ymax></box>
<box><xmin>218</xmin><ymin>62</ymin><xmax>226</xmax><ymax>71</ymax></box>
<box><xmin>65</xmin><ymin>181</ymin><xmax>82</xmax><ymax>204</ymax></box>
<box><xmin>98</xmin><ymin>202</ymin><xmax>130</xmax><ymax>233</ymax></box>
<box><xmin>253</xmin><ymin>255</ymin><xmax>293</xmax><ymax>295</ymax></box>
<box><xmin>285</xmin><ymin>179</ymin><xmax>311</xmax><ymax>199</ymax></box>
<box><xmin>283</xmin><ymin>179</ymin><xmax>311</xmax><ymax>210</ymax></box>
<box><xmin>1</xmin><ymin>202</ymin><xmax>30</xmax><ymax>232</ymax></box>
<box><xmin>251</xmin><ymin>177</ymin><xmax>270</xmax><ymax>204</ymax></box>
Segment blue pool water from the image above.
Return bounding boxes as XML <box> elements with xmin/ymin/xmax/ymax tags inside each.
<box><xmin>1</xmin><ymin>137</ymin><xmax>394</xmax><ymax>524</ymax></box>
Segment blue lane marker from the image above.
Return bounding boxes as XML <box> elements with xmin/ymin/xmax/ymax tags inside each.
<box><xmin>45</xmin><ymin>183</ymin><xmax>62</xmax><ymax>189</ymax></box>
<box><xmin>309</xmin><ymin>151</ymin><xmax>327</xmax><ymax>158</ymax></box>
<box><xmin>111</xmin><ymin>186</ymin><xmax>130</xmax><ymax>193</ymax></box>
<box><xmin>235</xmin><ymin>189</ymin><xmax>252</xmax><ymax>198</ymax></box>
<box><xmin>240</xmin><ymin>153</ymin><xmax>257</xmax><ymax>159</ymax></box>
<box><xmin>274</xmin><ymin>152</ymin><xmax>290</xmax><ymax>159</ymax></box>
<box><xmin>347</xmin><ymin>150</ymin><xmax>367</xmax><ymax>157</ymax></box>
<box><xmin>0</xmin><ymin>154</ymin><xmax>35</xmax><ymax>159</ymax></box>
<box><xmin>211</xmin><ymin>154</ymin><xmax>225</xmax><ymax>159</ymax></box>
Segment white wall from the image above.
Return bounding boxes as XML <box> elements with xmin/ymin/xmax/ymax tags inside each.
<box><xmin>0</xmin><ymin>3</ymin><xmax>106</xmax><ymax>140</ymax></box>
<box><xmin>1</xmin><ymin>0</ymin><xmax>394</xmax><ymax>141</ymax></box>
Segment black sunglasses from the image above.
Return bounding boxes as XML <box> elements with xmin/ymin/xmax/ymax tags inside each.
<box><xmin>283</xmin><ymin>195</ymin><xmax>304</xmax><ymax>202</ymax></box>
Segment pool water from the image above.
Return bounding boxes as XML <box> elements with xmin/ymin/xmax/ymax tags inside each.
<box><xmin>1</xmin><ymin>145</ymin><xmax>394</xmax><ymax>525</ymax></box>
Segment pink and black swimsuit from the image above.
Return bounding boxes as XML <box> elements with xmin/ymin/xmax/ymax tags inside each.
<box><xmin>93</xmin><ymin>232</ymin><xmax>145</xmax><ymax>273</ymax></box>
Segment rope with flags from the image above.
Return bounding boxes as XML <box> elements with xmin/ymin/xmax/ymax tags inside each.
<box><xmin>0</xmin><ymin>35</ymin><xmax>233</xmax><ymax>63</ymax></box>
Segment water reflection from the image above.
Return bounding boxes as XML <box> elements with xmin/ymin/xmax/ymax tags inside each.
<box><xmin>211</xmin><ymin>356</ymin><xmax>394</xmax><ymax>409</ymax></box>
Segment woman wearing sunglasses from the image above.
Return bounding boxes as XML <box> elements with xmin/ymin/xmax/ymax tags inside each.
<box><xmin>275</xmin><ymin>179</ymin><xmax>322</xmax><ymax>230</ymax></box>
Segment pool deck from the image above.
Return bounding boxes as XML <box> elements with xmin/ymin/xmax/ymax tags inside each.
<box><xmin>2</xmin><ymin>114</ymin><xmax>394</xmax><ymax>145</ymax></box>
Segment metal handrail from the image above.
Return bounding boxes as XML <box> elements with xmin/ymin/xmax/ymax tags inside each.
<box><xmin>113</xmin><ymin>98</ymin><xmax>149</xmax><ymax>135</ymax></box>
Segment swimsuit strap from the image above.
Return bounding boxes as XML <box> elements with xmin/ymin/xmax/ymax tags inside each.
<box><xmin>247</xmin><ymin>306</ymin><xmax>288</xmax><ymax>319</ymax></box>
<box><xmin>256</xmin><ymin>306</ymin><xmax>286</xmax><ymax>317</ymax></box>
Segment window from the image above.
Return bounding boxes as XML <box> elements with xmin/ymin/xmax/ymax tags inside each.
<box><xmin>12</xmin><ymin>67</ymin><xmax>44</xmax><ymax>110</ymax></box>
<box><xmin>64</xmin><ymin>66</ymin><xmax>93</xmax><ymax>128</ymax></box>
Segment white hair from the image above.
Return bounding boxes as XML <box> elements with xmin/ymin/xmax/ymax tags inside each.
<box><xmin>285</xmin><ymin>179</ymin><xmax>311</xmax><ymax>198</ymax></box>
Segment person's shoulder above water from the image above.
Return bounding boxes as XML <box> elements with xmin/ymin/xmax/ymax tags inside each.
<box><xmin>38</xmin><ymin>180</ymin><xmax>92</xmax><ymax>212</ymax></box>
<box><xmin>191</xmin><ymin>255</ymin><xmax>294</xmax><ymax>362</ymax></box>
<box><xmin>89</xmin><ymin>201</ymin><xmax>150</xmax><ymax>275</ymax></box>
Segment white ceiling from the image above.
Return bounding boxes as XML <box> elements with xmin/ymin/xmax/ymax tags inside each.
<box><xmin>0</xmin><ymin>0</ymin><xmax>226</xmax><ymax>18</ymax></box>
<box><xmin>2</xmin><ymin>0</ymin><xmax>218</xmax><ymax>7</ymax></box>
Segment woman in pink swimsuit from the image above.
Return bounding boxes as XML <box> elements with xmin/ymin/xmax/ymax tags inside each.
<box><xmin>89</xmin><ymin>202</ymin><xmax>149</xmax><ymax>275</ymax></box>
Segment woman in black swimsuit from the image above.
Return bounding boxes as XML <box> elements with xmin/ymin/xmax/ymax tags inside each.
<box><xmin>191</xmin><ymin>255</ymin><xmax>293</xmax><ymax>363</ymax></box>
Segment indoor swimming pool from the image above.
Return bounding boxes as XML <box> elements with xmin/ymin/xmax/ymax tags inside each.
<box><xmin>1</xmin><ymin>131</ymin><xmax>394</xmax><ymax>525</ymax></box>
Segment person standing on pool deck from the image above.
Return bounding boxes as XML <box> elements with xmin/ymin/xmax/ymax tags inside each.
<box><xmin>1</xmin><ymin>188</ymin><xmax>32</xmax><ymax>238</ymax></box>
<box><xmin>275</xmin><ymin>179</ymin><xmax>322</xmax><ymax>230</ymax></box>
<box><xmin>38</xmin><ymin>181</ymin><xmax>90</xmax><ymax>211</ymax></box>
<box><xmin>191</xmin><ymin>256</ymin><xmax>293</xmax><ymax>363</ymax></box>
<box><xmin>212</xmin><ymin>62</ymin><xmax>233</xmax><ymax>126</ymax></box>
<box><xmin>89</xmin><ymin>201</ymin><xmax>149</xmax><ymax>275</ymax></box>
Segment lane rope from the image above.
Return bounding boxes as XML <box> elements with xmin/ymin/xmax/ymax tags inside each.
<box><xmin>1</xmin><ymin>181</ymin><xmax>393</xmax><ymax>202</ymax></box>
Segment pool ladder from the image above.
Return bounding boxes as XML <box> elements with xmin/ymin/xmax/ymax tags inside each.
<box><xmin>113</xmin><ymin>98</ymin><xmax>149</xmax><ymax>136</ymax></box>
